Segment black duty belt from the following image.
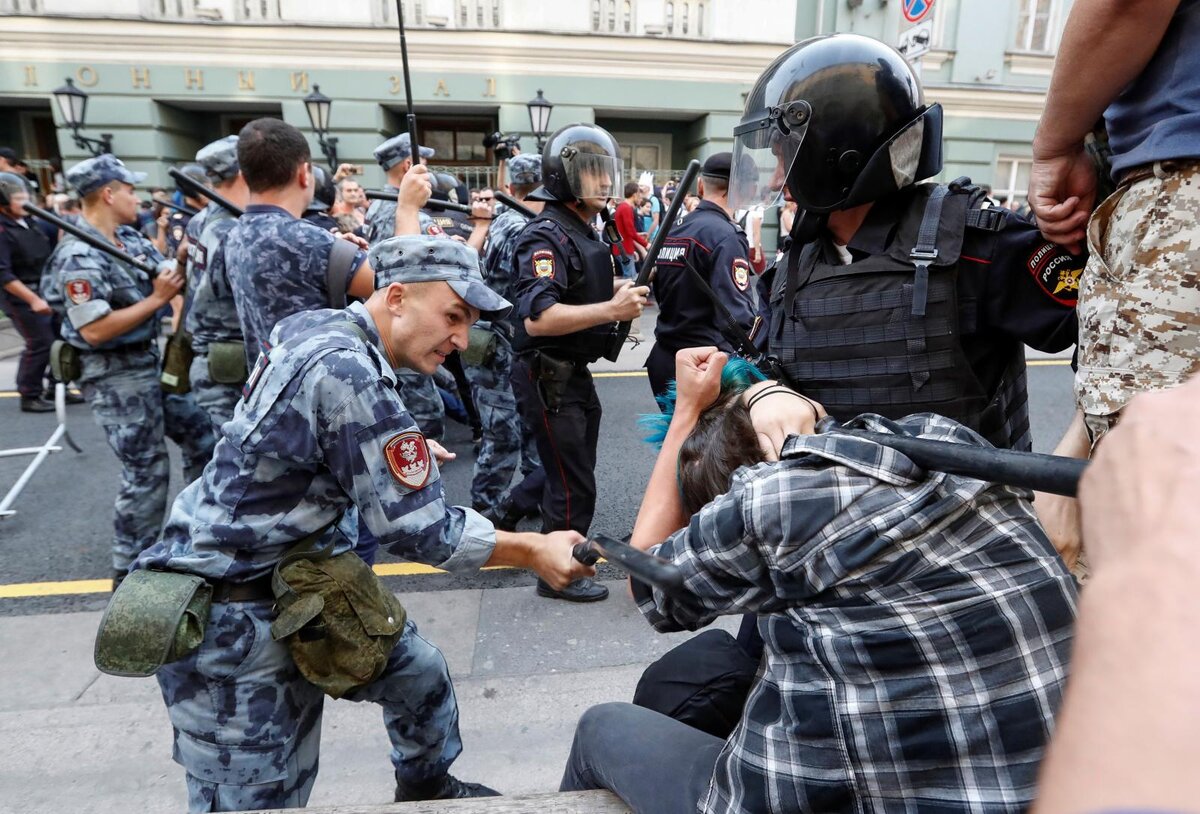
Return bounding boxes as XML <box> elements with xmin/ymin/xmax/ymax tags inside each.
<box><xmin>83</xmin><ymin>340</ymin><xmax>155</xmax><ymax>355</ymax></box>
<box><xmin>211</xmin><ymin>574</ymin><xmax>275</xmax><ymax>603</ymax></box>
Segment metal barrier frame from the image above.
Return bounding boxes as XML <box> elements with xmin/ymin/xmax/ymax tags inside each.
<box><xmin>0</xmin><ymin>383</ymin><xmax>82</xmax><ymax>519</ymax></box>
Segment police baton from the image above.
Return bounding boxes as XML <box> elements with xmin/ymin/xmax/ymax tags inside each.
<box><xmin>0</xmin><ymin>190</ymin><xmax>160</xmax><ymax>277</ymax></box>
<box><xmin>572</xmin><ymin>534</ymin><xmax>686</xmax><ymax>594</ymax></box>
<box><xmin>493</xmin><ymin>190</ymin><xmax>536</xmax><ymax>219</ymax></box>
<box><xmin>167</xmin><ymin>167</ymin><xmax>243</xmax><ymax>217</ymax></box>
<box><xmin>364</xmin><ymin>188</ymin><xmax>475</xmax><ymax>215</ymax></box>
<box><xmin>156</xmin><ymin>199</ymin><xmax>199</xmax><ymax>217</ymax></box>
<box><xmin>603</xmin><ymin>159</ymin><xmax>701</xmax><ymax>362</ymax></box>
<box><xmin>395</xmin><ymin>0</ymin><xmax>423</xmax><ymax>173</ymax></box>
<box><xmin>839</xmin><ymin>430</ymin><xmax>1088</xmax><ymax>497</ymax></box>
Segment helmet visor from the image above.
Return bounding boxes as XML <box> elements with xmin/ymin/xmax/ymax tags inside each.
<box><xmin>728</xmin><ymin>110</ymin><xmax>810</xmax><ymax>210</ymax></box>
<box><xmin>562</xmin><ymin>149</ymin><xmax>623</xmax><ymax>204</ymax></box>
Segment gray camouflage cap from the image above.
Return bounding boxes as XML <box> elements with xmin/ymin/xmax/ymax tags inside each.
<box><xmin>66</xmin><ymin>154</ymin><xmax>147</xmax><ymax>197</ymax></box>
<box><xmin>196</xmin><ymin>136</ymin><xmax>239</xmax><ymax>182</ymax></box>
<box><xmin>507</xmin><ymin>154</ymin><xmax>542</xmax><ymax>185</ymax></box>
<box><xmin>374</xmin><ymin>133</ymin><xmax>436</xmax><ymax>171</ymax></box>
<box><xmin>370</xmin><ymin>235</ymin><xmax>512</xmax><ymax>320</ymax></box>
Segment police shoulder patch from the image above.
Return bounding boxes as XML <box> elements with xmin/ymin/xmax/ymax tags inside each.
<box><xmin>731</xmin><ymin>258</ymin><xmax>752</xmax><ymax>292</ymax></box>
<box><xmin>66</xmin><ymin>279</ymin><xmax>92</xmax><ymax>305</ymax></box>
<box><xmin>1026</xmin><ymin>242</ymin><xmax>1082</xmax><ymax>305</ymax></box>
<box><xmin>426</xmin><ymin>223</ymin><xmax>444</xmax><ymax>237</ymax></box>
<box><xmin>384</xmin><ymin>430</ymin><xmax>432</xmax><ymax>490</ymax></box>
<box><xmin>532</xmin><ymin>249</ymin><xmax>556</xmax><ymax>279</ymax></box>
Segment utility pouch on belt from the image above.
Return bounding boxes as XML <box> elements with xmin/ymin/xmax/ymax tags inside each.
<box><xmin>160</xmin><ymin>331</ymin><xmax>194</xmax><ymax>394</ymax></box>
<box><xmin>207</xmin><ymin>340</ymin><xmax>248</xmax><ymax>385</ymax></box>
<box><xmin>534</xmin><ymin>350</ymin><xmax>574</xmax><ymax>412</ymax></box>
<box><xmin>460</xmin><ymin>326</ymin><xmax>498</xmax><ymax>367</ymax></box>
<box><xmin>50</xmin><ymin>339</ymin><xmax>81</xmax><ymax>384</ymax></box>
<box><xmin>270</xmin><ymin>530</ymin><xmax>407</xmax><ymax>699</ymax></box>
<box><xmin>94</xmin><ymin>569</ymin><xmax>212</xmax><ymax>677</ymax></box>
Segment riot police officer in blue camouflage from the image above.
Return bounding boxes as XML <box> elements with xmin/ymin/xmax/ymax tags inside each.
<box><xmin>184</xmin><ymin>135</ymin><xmax>250</xmax><ymax>434</ymax></box>
<box><xmin>41</xmin><ymin>154</ymin><xmax>216</xmax><ymax>586</ymax></box>
<box><xmin>166</xmin><ymin>163</ymin><xmax>208</xmax><ymax>260</ymax></box>
<box><xmin>366</xmin><ymin>132</ymin><xmax>449</xmax><ymax>440</ymax></box>
<box><xmin>465</xmin><ymin>152</ymin><xmax>545</xmax><ymax>526</ymax></box>
<box><xmin>136</xmin><ymin>235</ymin><xmax>594</xmax><ymax>811</ymax></box>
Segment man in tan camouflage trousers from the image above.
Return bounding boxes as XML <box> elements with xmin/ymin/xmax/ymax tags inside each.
<box><xmin>1028</xmin><ymin>0</ymin><xmax>1200</xmax><ymax>567</ymax></box>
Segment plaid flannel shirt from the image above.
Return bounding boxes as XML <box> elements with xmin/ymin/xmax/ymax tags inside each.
<box><xmin>636</xmin><ymin>413</ymin><xmax>1077</xmax><ymax>813</ymax></box>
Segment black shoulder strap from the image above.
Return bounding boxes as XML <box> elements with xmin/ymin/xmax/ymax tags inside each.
<box><xmin>908</xmin><ymin>184</ymin><xmax>950</xmax><ymax>318</ymax></box>
<box><xmin>965</xmin><ymin>207</ymin><xmax>1007</xmax><ymax>232</ymax></box>
<box><xmin>326</xmin><ymin>239</ymin><xmax>359</xmax><ymax>309</ymax></box>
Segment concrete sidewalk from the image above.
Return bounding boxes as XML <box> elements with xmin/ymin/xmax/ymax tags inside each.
<box><xmin>0</xmin><ymin>580</ymin><xmax>736</xmax><ymax>814</ymax></box>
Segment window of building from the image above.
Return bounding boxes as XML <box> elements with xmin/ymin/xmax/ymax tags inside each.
<box><xmin>623</xmin><ymin>0</ymin><xmax>631</xmax><ymax>32</ymax></box>
<box><xmin>492</xmin><ymin>0</ymin><xmax>500</xmax><ymax>26</ymax></box>
<box><xmin>239</xmin><ymin>0</ymin><xmax>278</xmax><ymax>20</ymax></box>
<box><xmin>607</xmin><ymin>0</ymin><xmax>616</xmax><ymax>31</ymax></box>
<box><xmin>458</xmin><ymin>0</ymin><xmax>468</xmax><ymax>26</ymax></box>
<box><xmin>665</xmin><ymin>1</ymin><xmax>674</xmax><ymax>34</ymax></box>
<box><xmin>619</xmin><ymin>143</ymin><xmax>663</xmax><ymax>176</ymax></box>
<box><xmin>476</xmin><ymin>0</ymin><xmax>484</xmax><ymax>26</ymax></box>
<box><xmin>697</xmin><ymin>2</ymin><xmax>704</xmax><ymax>36</ymax></box>
<box><xmin>681</xmin><ymin>2</ymin><xmax>688</xmax><ymax>34</ymax></box>
<box><xmin>994</xmin><ymin>157</ymin><xmax>1032</xmax><ymax>208</ymax></box>
<box><xmin>1014</xmin><ymin>0</ymin><xmax>1060</xmax><ymax>52</ymax></box>
<box><xmin>591</xmin><ymin>0</ymin><xmax>601</xmax><ymax>30</ymax></box>
<box><xmin>420</xmin><ymin>120</ymin><xmax>492</xmax><ymax>164</ymax></box>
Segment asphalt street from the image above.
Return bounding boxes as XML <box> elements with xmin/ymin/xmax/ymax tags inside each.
<box><xmin>0</xmin><ymin>363</ymin><xmax>1075</xmax><ymax>616</ymax></box>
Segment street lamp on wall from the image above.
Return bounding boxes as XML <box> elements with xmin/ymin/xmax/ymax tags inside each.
<box><xmin>51</xmin><ymin>78</ymin><xmax>113</xmax><ymax>157</ymax></box>
<box><xmin>303</xmin><ymin>84</ymin><xmax>340</xmax><ymax>170</ymax></box>
<box><xmin>527</xmin><ymin>89</ymin><xmax>554</xmax><ymax>151</ymax></box>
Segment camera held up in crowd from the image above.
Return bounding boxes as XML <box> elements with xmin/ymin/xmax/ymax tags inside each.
<box><xmin>483</xmin><ymin>132</ymin><xmax>522</xmax><ymax>161</ymax></box>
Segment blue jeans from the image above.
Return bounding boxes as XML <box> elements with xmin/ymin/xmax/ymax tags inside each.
<box><xmin>616</xmin><ymin>254</ymin><xmax>637</xmax><ymax>279</ymax></box>
<box><xmin>560</xmin><ymin>702</ymin><xmax>723</xmax><ymax>814</ymax></box>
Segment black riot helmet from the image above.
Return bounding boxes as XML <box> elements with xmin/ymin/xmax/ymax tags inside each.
<box><xmin>529</xmin><ymin>123</ymin><xmax>623</xmax><ymax>206</ymax></box>
<box><xmin>0</xmin><ymin>171</ymin><xmax>31</xmax><ymax>210</ymax></box>
<box><xmin>729</xmin><ymin>33</ymin><xmax>943</xmax><ymax>214</ymax></box>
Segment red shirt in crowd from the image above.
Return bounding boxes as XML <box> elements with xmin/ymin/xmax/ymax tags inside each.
<box><xmin>612</xmin><ymin>200</ymin><xmax>648</xmax><ymax>257</ymax></box>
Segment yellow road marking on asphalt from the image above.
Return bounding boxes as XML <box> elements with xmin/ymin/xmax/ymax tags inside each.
<box><xmin>591</xmin><ymin>371</ymin><xmax>648</xmax><ymax>378</ymax></box>
<box><xmin>1027</xmin><ymin>359</ymin><xmax>1071</xmax><ymax>366</ymax></box>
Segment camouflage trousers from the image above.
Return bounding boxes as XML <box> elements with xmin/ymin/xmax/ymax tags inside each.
<box><xmin>463</xmin><ymin>334</ymin><xmax>541</xmax><ymax>510</ymax></box>
<box><xmin>395</xmin><ymin>369</ymin><xmax>445</xmax><ymax>441</ymax></box>
<box><xmin>189</xmin><ymin>352</ymin><xmax>243</xmax><ymax>438</ymax></box>
<box><xmin>1077</xmin><ymin>160</ymin><xmax>1200</xmax><ymax>442</ymax></box>
<box><xmin>79</xmin><ymin>349</ymin><xmax>215</xmax><ymax>573</ymax></box>
<box><xmin>157</xmin><ymin>602</ymin><xmax>461</xmax><ymax>813</ymax></box>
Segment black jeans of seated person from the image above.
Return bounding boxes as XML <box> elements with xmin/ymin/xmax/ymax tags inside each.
<box><xmin>560</xmin><ymin>701</ymin><xmax>722</xmax><ymax>814</ymax></box>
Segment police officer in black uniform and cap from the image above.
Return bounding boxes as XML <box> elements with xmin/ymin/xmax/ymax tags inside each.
<box><xmin>647</xmin><ymin>151</ymin><xmax>758</xmax><ymax>401</ymax></box>
<box><xmin>509</xmin><ymin>123</ymin><xmax>650</xmax><ymax>602</ymax></box>
<box><xmin>730</xmin><ymin>33</ymin><xmax>1082</xmax><ymax>453</ymax></box>
<box><xmin>166</xmin><ymin>163</ymin><xmax>209</xmax><ymax>259</ymax></box>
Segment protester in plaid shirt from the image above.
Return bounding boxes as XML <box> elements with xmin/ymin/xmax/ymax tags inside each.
<box><xmin>561</xmin><ymin>350</ymin><xmax>1077</xmax><ymax>814</ymax></box>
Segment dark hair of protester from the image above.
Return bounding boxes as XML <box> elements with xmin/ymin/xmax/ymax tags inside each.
<box><xmin>640</xmin><ymin>358</ymin><xmax>773</xmax><ymax>515</ymax></box>
<box><xmin>237</xmin><ymin>117</ymin><xmax>311</xmax><ymax>192</ymax></box>
<box><xmin>623</xmin><ymin>181</ymin><xmax>639</xmax><ymax>198</ymax></box>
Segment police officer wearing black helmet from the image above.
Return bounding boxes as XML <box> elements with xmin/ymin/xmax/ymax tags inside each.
<box><xmin>510</xmin><ymin>122</ymin><xmax>650</xmax><ymax>602</ymax></box>
<box><xmin>647</xmin><ymin>151</ymin><xmax>757</xmax><ymax>402</ymax></box>
<box><xmin>303</xmin><ymin>164</ymin><xmax>341</xmax><ymax>233</ymax></box>
<box><xmin>730</xmin><ymin>33</ymin><xmax>1082</xmax><ymax>453</ymax></box>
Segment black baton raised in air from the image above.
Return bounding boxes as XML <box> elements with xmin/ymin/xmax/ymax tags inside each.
<box><xmin>604</xmin><ymin>159</ymin><xmax>701</xmax><ymax>362</ymax></box>
<box><xmin>572</xmin><ymin>534</ymin><xmax>685</xmax><ymax>593</ymax></box>
<box><xmin>493</xmin><ymin>190</ymin><xmax>536</xmax><ymax>219</ymax></box>
<box><xmin>168</xmin><ymin>167</ymin><xmax>243</xmax><ymax>217</ymax></box>
<box><xmin>363</xmin><ymin>188</ymin><xmax>475</xmax><ymax>215</ymax></box>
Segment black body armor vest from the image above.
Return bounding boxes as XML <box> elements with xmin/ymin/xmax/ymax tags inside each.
<box><xmin>2</xmin><ymin>216</ymin><xmax>52</xmax><ymax>286</ymax></box>
<box><xmin>770</xmin><ymin>182</ymin><xmax>1031</xmax><ymax>450</ymax></box>
<box><xmin>516</xmin><ymin>203</ymin><xmax>616</xmax><ymax>363</ymax></box>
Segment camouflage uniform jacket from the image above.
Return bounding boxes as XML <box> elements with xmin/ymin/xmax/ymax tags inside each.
<box><xmin>41</xmin><ymin>218</ymin><xmax>166</xmax><ymax>350</ymax></box>
<box><xmin>364</xmin><ymin>184</ymin><xmax>438</xmax><ymax>244</ymax></box>
<box><xmin>224</xmin><ymin>204</ymin><xmax>367</xmax><ymax>361</ymax></box>
<box><xmin>137</xmin><ymin>302</ymin><xmax>497</xmax><ymax>583</ymax></box>
<box><xmin>184</xmin><ymin>204</ymin><xmax>241</xmax><ymax>353</ymax></box>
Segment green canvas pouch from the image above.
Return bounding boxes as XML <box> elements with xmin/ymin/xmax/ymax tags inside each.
<box><xmin>270</xmin><ymin>535</ymin><xmax>406</xmax><ymax>699</ymax></box>
<box><xmin>94</xmin><ymin>569</ymin><xmax>211</xmax><ymax>677</ymax></box>
<box><xmin>50</xmin><ymin>339</ymin><xmax>81</xmax><ymax>384</ymax></box>
<box><xmin>460</xmin><ymin>326</ymin><xmax>497</xmax><ymax>367</ymax></box>
<box><xmin>207</xmin><ymin>340</ymin><xmax>248</xmax><ymax>385</ymax></box>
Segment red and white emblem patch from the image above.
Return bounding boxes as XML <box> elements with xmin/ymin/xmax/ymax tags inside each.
<box><xmin>731</xmin><ymin>258</ymin><xmax>751</xmax><ymax>292</ymax></box>
<box><xmin>532</xmin><ymin>249</ymin><xmax>556</xmax><ymax>279</ymax></box>
<box><xmin>384</xmin><ymin>431</ymin><xmax>432</xmax><ymax>490</ymax></box>
<box><xmin>66</xmin><ymin>279</ymin><xmax>92</xmax><ymax>305</ymax></box>
<box><xmin>426</xmin><ymin>223</ymin><xmax>444</xmax><ymax>237</ymax></box>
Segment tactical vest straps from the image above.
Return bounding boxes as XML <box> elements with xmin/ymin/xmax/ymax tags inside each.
<box><xmin>909</xmin><ymin>185</ymin><xmax>950</xmax><ymax>317</ymax></box>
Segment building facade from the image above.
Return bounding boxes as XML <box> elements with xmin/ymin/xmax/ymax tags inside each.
<box><xmin>1</xmin><ymin>0</ymin><xmax>1069</xmax><ymax>228</ymax></box>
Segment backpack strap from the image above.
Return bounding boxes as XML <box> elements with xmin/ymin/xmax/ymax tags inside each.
<box><xmin>326</xmin><ymin>239</ymin><xmax>360</xmax><ymax>309</ymax></box>
<box><xmin>909</xmin><ymin>184</ymin><xmax>950</xmax><ymax>318</ymax></box>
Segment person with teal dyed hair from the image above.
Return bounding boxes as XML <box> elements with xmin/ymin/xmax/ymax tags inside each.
<box><xmin>561</xmin><ymin>347</ymin><xmax>1077</xmax><ymax>814</ymax></box>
